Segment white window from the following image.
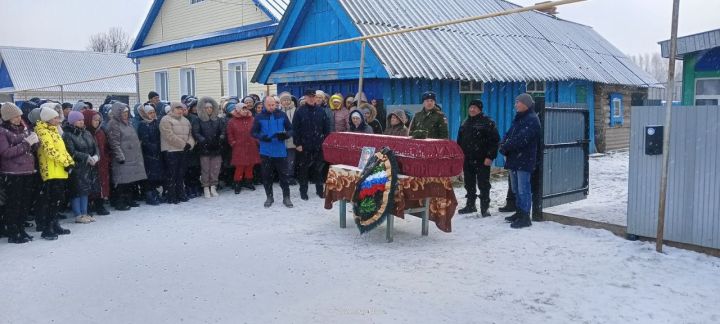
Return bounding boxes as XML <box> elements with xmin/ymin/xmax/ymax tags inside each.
<box><xmin>154</xmin><ymin>71</ymin><xmax>169</xmax><ymax>101</ymax></box>
<box><xmin>190</xmin><ymin>0</ymin><xmax>205</xmax><ymax>4</ymax></box>
<box><xmin>179</xmin><ymin>68</ymin><xmax>195</xmax><ymax>97</ymax></box>
<box><xmin>227</xmin><ymin>61</ymin><xmax>248</xmax><ymax>98</ymax></box>
<box><xmin>459</xmin><ymin>80</ymin><xmax>484</xmax><ymax>94</ymax></box>
<box><xmin>526</xmin><ymin>81</ymin><xmax>546</xmax><ymax>94</ymax></box>
<box><xmin>695</xmin><ymin>78</ymin><xmax>720</xmax><ymax>106</ymax></box>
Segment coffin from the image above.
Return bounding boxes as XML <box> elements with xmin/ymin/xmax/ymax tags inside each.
<box><xmin>322</xmin><ymin>133</ymin><xmax>464</xmax><ymax>178</ymax></box>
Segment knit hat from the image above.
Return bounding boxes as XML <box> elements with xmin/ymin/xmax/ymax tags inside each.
<box><xmin>28</xmin><ymin>108</ymin><xmax>42</xmax><ymax>125</ymax></box>
<box><xmin>72</xmin><ymin>101</ymin><xmax>87</xmax><ymax>111</ymax></box>
<box><xmin>148</xmin><ymin>91</ymin><xmax>159</xmax><ymax>100</ymax></box>
<box><xmin>226</xmin><ymin>102</ymin><xmax>237</xmax><ymax>114</ymax></box>
<box><xmin>143</xmin><ymin>104</ymin><xmax>156</xmax><ymax>114</ymax></box>
<box><xmin>516</xmin><ymin>93</ymin><xmax>535</xmax><ymax>109</ymax></box>
<box><xmin>469</xmin><ymin>99</ymin><xmax>484</xmax><ymax>110</ymax></box>
<box><xmin>1</xmin><ymin>102</ymin><xmax>23</xmax><ymax>121</ymax></box>
<box><xmin>68</xmin><ymin>111</ymin><xmax>84</xmax><ymax>125</ymax></box>
<box><xmin>422</xmin><ymin>91</ymin><xmax>437</xmax><ymax>101</ymax></box>
<box><xmin>303</xmin><ymin>89</ymin><xmax>316</xmax><ymax>97</ymax></box>
<box><xmin>40</xmin><ymin>107</ymin><xmax>59</xmax><ymax>122</ymax></box>
<box><xmin>279</xmin><ymin>92</ymin><xmax>293</xmax><ymax>101</ymax></box>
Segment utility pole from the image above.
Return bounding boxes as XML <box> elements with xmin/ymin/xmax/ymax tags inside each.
<box><xmin>656</xmin><ymin>0</ymin><xmax>681</xmax><ymax>253</ymax></box>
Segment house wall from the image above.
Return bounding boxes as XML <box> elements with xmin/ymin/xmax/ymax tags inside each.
<box><xmin>137</xmin><ymin>37</ymin><xmax>276</xmax><ymax>102</ymax></box>
<box><xmin>144</xmin><ymin>0</ymin><xmax>272</xmax><ymax>45</ymax></box>
<box><xmin>12</xmin><ymin>91</ymin><xmax>138</xmax><ymax>108</ymax></box>
<box><xmin>681</xmin><ymin>48</ymin><xmax>720</xmax><ymax>105</ymax></box>
<box><xmin>594</xmin><ymin>84</ymin><xmax>636</xmax><ymax>152</ymax></box>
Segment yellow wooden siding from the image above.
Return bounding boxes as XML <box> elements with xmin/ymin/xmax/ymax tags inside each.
<box><xmin>144</xmin><ymin>0</ymin><xmax>271</xmax><ymax>46</ymax></box>
<box><xmin>137</xmin><ymin>37</ymin><xmax>275</xmax><ymax>101</ymax></box>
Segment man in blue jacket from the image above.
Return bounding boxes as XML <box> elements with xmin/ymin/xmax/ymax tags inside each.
<box><xmin>252</xmin><ymin>96</ymin><xmax>294</xmax><ymax>208</ymax></box>
<box><xmin>292</xmin><ymin>89</ymin><xmax>331</xmax><ymax>200</ymax></box>
<box><xmin>500</xmin><ymin>93</ymin><xmax>541</xmax><ymax>229</ymax></box>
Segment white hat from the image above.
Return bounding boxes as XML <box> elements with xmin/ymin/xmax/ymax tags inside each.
<box><xmin>40</xmin><ymin>107</ymin><xmax>59</xmax><ymax>122</ymax></box>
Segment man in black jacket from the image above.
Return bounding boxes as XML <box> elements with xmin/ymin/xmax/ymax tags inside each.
<box><xmin>457</xmin><ymin>100</ymin><xmax>500</xmax><ymax>216</ymax></box>
<box><xmin>292</xmin><ymin>89</ymin><xmax>331</xmax><ymax>200</ymax></box>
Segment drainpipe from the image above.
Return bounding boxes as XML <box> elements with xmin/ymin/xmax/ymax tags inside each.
<box><xmin>60</xmin><ymin>85</ymin><xmax>64</xmax><ymax>102</ymax></box>
<box><xmin>265</xmin><ymin>36</ymin><xmax>271</xmax><ymax>96</ymax></box>
<box><xmin>133</xmin><ymin>58</ymin><xmax>141</xmax><ymax>105</ymax></box>
<box><xmin>218</xmin><ymin>60</ymin><xmax>225</xmax><ymax>97</ymax></box>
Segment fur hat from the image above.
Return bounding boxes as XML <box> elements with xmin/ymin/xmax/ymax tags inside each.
<box><xmin>1</xmin><ymin>102</ymin><xmax>23</xmax><ymax>121</ymax></box>
<box><xmin>516</xmin><ymin>93</ymin><xmax>535</xmax><ymax>109</ymax></box>
<box><xmin>68</xmin><ymin>111</ymin><xmax>84</xmax><ymax>125</ymax></box>
<box><xmin>40</xmin><ymin>107</ymin><xmax>59</xmax><ymax>122</ymax></box>
<box><xmin>143</xmin><ymin>104</ymin><xmax>156</xmax><ymax>114</ymax></box>
<box><xmin>422</xmin><ymin>91</ymin><xmax>437</xmax><ymax>101</ymax></box>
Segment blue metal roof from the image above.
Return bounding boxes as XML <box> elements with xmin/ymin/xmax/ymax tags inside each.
<box><xmin>129</xmin><ymin>0</ymin><xmax>288</xmax><ymax>58</ymax></box>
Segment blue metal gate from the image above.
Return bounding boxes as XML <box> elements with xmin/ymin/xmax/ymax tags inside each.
<box><xmin>538</xmin><ymin>100</ymin><xmax>590</xmax><ymax>208</ymax></box>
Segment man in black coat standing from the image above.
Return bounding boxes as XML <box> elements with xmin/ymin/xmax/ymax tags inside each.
<box><xmin>457</xmin><ymin>100</ymin><xmax>500</xmax><ymax>217</ymax></box>
<box><xmin>292</xmin><ymin>89</ymin><xmax>331</xmax><ymax>200</ymax></box>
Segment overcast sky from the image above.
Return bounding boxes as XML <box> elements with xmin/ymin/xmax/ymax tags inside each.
<box><xmin>0</xmin><ymin>0</ymin><xmax>717</xmax><ymax>56</ymax></box>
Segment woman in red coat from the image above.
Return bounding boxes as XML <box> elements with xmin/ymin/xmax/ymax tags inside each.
<box><xmin>82</xmin><ymin>110</ymin><xmax>111</xmax><ymax>215</ymax></box>
<box><xmin>226</xmin><ymin>104</ymin><xmax>260</xmax><ymax>194</ymax></box>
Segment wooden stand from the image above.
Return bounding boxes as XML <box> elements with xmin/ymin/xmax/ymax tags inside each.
<box><xmin>338</xmin><ymin>198</ymin><xmax>430</xmax><ymax>243</ymax></box>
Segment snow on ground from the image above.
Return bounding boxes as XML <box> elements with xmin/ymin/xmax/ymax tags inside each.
<box><xmin>545</xmin><ymin>151</ymin><xmax>630</xmax><ymax>226</ymax></box>
<box><xmin>2</xmin><ymin>182</ymin><xmax>719</xmax><ymax>324</ymax></box>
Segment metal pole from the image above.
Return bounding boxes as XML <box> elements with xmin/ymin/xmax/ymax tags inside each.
<box><xmin>134</xmin><ymin>59</ymin><xmax>141</xmax><ymax>104</ymax></box>
<box><xmin>656</xmin><ymin>0</ymin><xmax>681</xmax><ymax>253</ymax></box>
<box><xmin>356</xmin><ymin>40</ymin><xmax>366</xmax><ymax>101</ymax></box>
<box><xmin>60</xmin><ymin>85</ymin><xmax>64</xmax><ymax>102</ymax></box>
<box><xmin>218</xmin><ymin>60</ymin><xmax>225</xmax><ymax>97</ymax></box>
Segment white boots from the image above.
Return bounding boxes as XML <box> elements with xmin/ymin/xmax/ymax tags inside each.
<box><xmin>204</xmin><ymin>186</ymin><xmax>219</xmax><ymax>198</ymax></box>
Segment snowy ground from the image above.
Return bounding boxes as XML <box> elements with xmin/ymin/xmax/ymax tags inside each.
<box><xmin>544</xmin><ymin>151</ymin><xmax>629</xmax><ymax>226</ymax></box>
<box><xmin>2</xmin><ymin>180</ymin><xmax>719</xmax><ymax>324</ymax></box>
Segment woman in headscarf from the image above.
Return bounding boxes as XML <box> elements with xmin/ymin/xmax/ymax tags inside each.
<box><xmin>384</xmin><ymin>110</ymin><xmax>410</xmax><ymax>137</ymax></box>
<box><xmin>278</xmin><ymin>92</ymin><xmax>298</xmax><ymax>184</ymax></box>
<box><xmin>330</xmin><ymin>94</ymin><xmax>349</xmax><ymax>132</ymax></box>
<box><xmin>347</xmin><ymin>110</ymin><xmax>373</xmax><ymax>134</ymax></box>
<box><xmin>358</xmin><ymin>103</ymin><xmax>383</xmax><ymax>134</ymax></box>
<box><xmin>107</xmin><ymin>102</ymin><xmax>147</xmax><ymax>210</ymax></box>
<box><xmin>82</xmin><ymin>109</ymin><xmax>111</xmax><ymax>216</ymax></box>
<box><xmin>193</xmin><ymin>97</ymin><xmax>226</xmax><ymax>198</ymax></box>
<box><xmin>62</xmin><ymin>111</ymin><xmax>100</xmax><ymax>224</ymax></box>
<box><xmin>137</xmin><ymin>103</ymin><xmax>164</xmax><ymax>205</ymax></box>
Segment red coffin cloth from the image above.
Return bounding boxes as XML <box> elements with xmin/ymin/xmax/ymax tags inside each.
<box><xmin>322</xmin><ymin>133</ymin><xmax>464</xmax><ymax>178</ymax></box>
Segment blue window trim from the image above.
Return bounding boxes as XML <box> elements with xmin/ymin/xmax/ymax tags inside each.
<box><xmin>609</xmin><ymin>93</ymin><xmax>624</xmax><ymax>127</ymax></box>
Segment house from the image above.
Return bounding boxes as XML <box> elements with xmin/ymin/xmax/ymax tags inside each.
<box><xmin>659</xmin><ymin>28</ymin><xmax>720</xmax><ymax>106</ymax></box>
<box><xmin>252</xmin><ymin>0</ymin><xmax>657</xmax><ymax>154</ymax></box>
<box><xmin>0</xmin><ymin>46</ymin><xmax>137</xmax><ymax>107</ymax></box>
<box><xmin>128</xmin><ymin>0</ymin><xmax>289</xmax><ymax>102</ymax></box>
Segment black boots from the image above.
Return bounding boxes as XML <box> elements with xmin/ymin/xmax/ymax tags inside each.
<box><xmin>316</xmin><ymin>184</ymin><xmax>325</xmax><ymax>199</ymax></box>
<box><xmin>234</xmin><ymin>182</ymin><xmax>241</xmax><ymax>194</ymax></box>
<box><xmin>510</xmin><ymin>212</ymin><xmax>532</xmax><ymax>229</ymax></box>
<box><xmin>242</xmin><ymin>180</ymin><xmax>256</xmax><ymax>191</ymax></box>
<box><xmin>7</xmin><ymin>224</ymin><xmax>31</xmax><ymax>244</ymax></box>
<box><xmin>299</xmin><ymin>184</ymin><xmax>309</xmax><ymax>201</ymax></box>
<box><xmin>264</xmin><ymin>195</ymin><xmax>274</xmax><ymax>208</ymax></box>
<box><xmin>41</xmin><ymin>219</ymin><xmax>71</xmax><ymax>240</ymax></box>
<box><xmin>92</xmin><ymin>199</ymin><xmax>111</xmax><ymax>215</ymax></box>
<box><xmin>458</xmin><ymin>197</ymin><xmax>477</xmax><ymax>215</ymax></box>
<box><xmin>145</xmin><ymin>191</ymin><xmax>161</xmax><ymax>206</ymax></box>
<box><xmin>52</xmin><ymin>220</ymin><xmax>71</xmax><ymax>235</ymax></box>
<box><xmin>282</xmin><ymin>187</ymin><xmax>293</xmax><ymax>208</ymax></box>
<box><xmin>504</xmin><ymin>212</ymin><xmax>520</xmax><ymax>223</ymax></box>
<box><xmin>499</xmin><ymin>199</ymin><xmax>517</xmax><ymax>213</ymax></box>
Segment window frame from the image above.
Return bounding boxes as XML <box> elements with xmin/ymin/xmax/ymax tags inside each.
<box><xmin>526</xmin><ymin>81</ymin><xmax>546</xmax><ymax>94</ymax></box>
<box><xmin>154</xmin><ymin>71</ymin><xmax>169</xmax><ymax>101</ymax></box>
<box><xmin>179</xmin><ymin>67</ymin><xmax>196</xmax><ymax>97</ymax></box>
<box><xmin>459</xmin><ymin>80</ymin><xmax>484</xmax><ymax>94</ymax></box>
<box><xmin>609</xmin><ymin>93</ymin><xmax>624</xmax><ymax>127</ymax></box>
<box><xmin>695</xmin><ymin>77</ymin><xmax>720</xmax><ymax>106</ymax></box>
<box><xmin>190</xmin><ymin>0</ymin><xmax>205</xmax><ymax>5</ymax></box>
<box><xmin>227</xmin><ymin>60</ymin><xmax>249</xmax><ymax>98</ymax></box>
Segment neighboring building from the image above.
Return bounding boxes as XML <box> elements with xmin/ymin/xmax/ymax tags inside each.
<box><xmin>128</xmin><ymin>0</ymin><xmax>289</xmax><ymax>102</ymax></box>
<box><xmin>660</xmin><ymin>28</ymin><xmax>720</xmax><ymax>106</ymax></box>
<box><xmin>253</xmin><ymin>0</ymin><xmax>657</xmax><ymax>154</ymax></box>
<box><xmin>0</xmin><ymin>46</ymin><xmax>137</xmax><ymax>106</ymax></box>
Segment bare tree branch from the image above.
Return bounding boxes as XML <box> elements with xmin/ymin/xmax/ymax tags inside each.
<box><xmin>86</xmin><ymin>27</ymin><xmax>132</xmax><ymax>54</ymax></box>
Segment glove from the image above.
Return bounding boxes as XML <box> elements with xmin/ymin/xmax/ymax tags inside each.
<box><xmin>92</xmin><ymin>155</ymin><xmax>99</xmax><ymax>162</ymax></box>
<box><xmin>275</xmin><ymin>132</ymin><xmax>289</xmax><ymax>141</ymax></box>
<box><xmin>184</xmin><ymin>143</ymin><xmax>192</xmax><ymax>152</ymax></box>
<box><xmin>23</xmin><ymin>132</ymin><xmax>39</xmax><ymax>146</ymax></box>
<box><xmin>117</xmin><ymin>159</ymin><xmax>125</xmax><ymax>165</ymax></box>
<box><xmin>64</xmin><ymin>165</ymin><xmax>73</xmax><ymax>174</ymax></box>
<box><xmin>260</xmin><ymin>135</ymin><xmax>272</xmax><ymax>142</ymax></box>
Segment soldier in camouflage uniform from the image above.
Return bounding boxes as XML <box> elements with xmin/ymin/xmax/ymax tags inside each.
<box><xmin>409</xmin><ymin>91</ymin><xmax>449</xmax><ymax>139</ymax></box>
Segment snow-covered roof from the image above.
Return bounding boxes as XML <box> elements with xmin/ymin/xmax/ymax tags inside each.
<box><xmin>0</xmin><ymin>46</ymin><xmax>136</xmax><ymax>93</ymax></box>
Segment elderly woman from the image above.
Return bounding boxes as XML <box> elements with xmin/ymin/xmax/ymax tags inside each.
<box><xmin>35</xmin><ymin>107</ymin><xmax>74</xmax><ymax>240</ymax></box>
<box><xmin>107</xmin><ymin>102</ymin><xmax>147</xmax><ymax>210</ymax></box>
<box><xmin>330</xmin><ymin>94</ymin><xmax>349</xmax><ymax>132</ymax></box>
<box><xmin>82</xmin><ymin>109</ymin><xmax>111</xmax><ymax>216</ymax></box>
<box><xmin>160</xmin><ymin>102</ymin><xmax>195</xmax><ymax>204</ymax></box>
<box><xmin>384</xmin><ymin>110</ymin><xmax>410</xmax><ymax>136</ymax></box>
<box><xmin>348</xmin><ymin>110</ymin><xmax>373</xmax><ymax>134</ymax></box>
<box><xmin>137</xmin><ymin>103</ymin><xmax>164</xmax><ymax>205</ymax></box>
<box><xmin>193</xmin><ymin>97</ymin><xmax>225</xmax><ymax>198</ymax></box>
<box><xmin>358</xmin><ymin>103</ymin><xmax>383</xmax><ymax>134</ymax></box>
<box><xmin>0</xmin><ymin>103</ymin><xmax>39</xmax><ymax>243</ymax></box>
<box><xmin>278</xmin><ymin>92</ymin><xmax>298</xmax><ymax>184</ymax></box>
<box><xmin>62</xmin><ymin>111</ymin><xmax>100</xmax><ymax>224</ymax></box>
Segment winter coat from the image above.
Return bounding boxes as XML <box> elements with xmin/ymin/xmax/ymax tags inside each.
<box><xmin>159</xmin><ymin>114</ymin><xmax>195</xmax><ymax>153</ymax></box>
<box><xmin>322</xmin><ymin>105</ymin><xmax>335</xmax><ymax>132</ymax></box>
<box><xmin>193</xmin><ymin>97</ymin><xmax>226</xmax><ymax>156</ymax></box>
<box><xmin>0</xmin><ymin>122</ymin><xmax>37</xmax><ymax>175</ymax></box>
<box><xmin>384</xmin><ymin>110</ymin><xmax>409</xmax><ymax>137</ymax></box>
<box><xmin>347</xmin><ymin>111</ymin><xmax>373</xmax><ymax>134</ymax></box>
<box><xmin>368</xmin><ymin>119</ymin><xmax>383</xmax><ymax>134</ymax></box>
<box><xmin>292</xmin><ymin>104</ymin><xmax>331</xmax><ymax>152</ymax></box>
<box><xmin>457</xmin><ymin>113</ymin><xmax>500</xmax><ymax>162</ymax></box>
<box><xmin>500</xmin><ymin>109</ymin><xmax>541</xmax><ymax>172</ymax></box>
<box><xmin>227</xmin><ymin>115</ymin><xmax>261</xmax><ymax>166</ymax></box>
<box><xmin>107</xmin><ymin>102</ymin><xmax>147</xmax><ymax>185</ymax></box>
<box><xmin>409</xmin><ymin>105</ymin><xmax>449</xmax><ymax>139</ymax></box>
<box><xmin>282</xmin><ymin>104</ymin><xmax>297</xmax><ymax>149</ymax></box>
<box><xmin>185</xmin><ymin>113</ymin><xmax>201</xmax><ymax>167</ymax></box>
<box><xmin>62</xmin><ymin>125</ymin><xmax>100</xmax><ymax>197</ymax></box>
<box><xmin>374</xmin><ymin>102</ymin><xmax>387</xmax><ymax>131</ymax></box>
<box><xmin>83</xmin><ymin>110</ymin><xmax>111</xmax><ymax>198</ymax></box>
<box><xmin>136</xmin><ymin>107</ymin><xmax>164</xmax><ymax>182</ymax></box>
<box><xmin>251</xmin><ymin>109</ymin><xmax>294</xmax><ymax>159</ymax></box>
<box><xmin>35</xmin><ymin>120</ymin><xmax>74</xmax><ymax>181</ymax></box>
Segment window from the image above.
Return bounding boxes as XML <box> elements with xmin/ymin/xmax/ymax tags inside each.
<box><xmin>227</xmin><ymin>61</ymin><xmax>248</xmax><ymax>98</ymax></box>
<box><xmin>459</xmin><ymin>80</ymin><xmax>483</xmax><ymax>94</ymax></box>
<box><xmin>526</xmin><ymin>81</ymin><xmax>545</xmax><ymax>94</ymax></box>
<box><xmin>576</xmin><ymin>85</ymin><xmax>587</xmax><ymax>104</ymax></box>
<box><xmin>179</xmin><ymin>68</ymin><xmax>195</xmax><ymax>97</ymax></box>
<box><xmin>695</xmin><ymin>78</ymin><xmax>720</xmax><ymax>106</ymax></box>
<box><xmin>190</xmin><ymin>0</ymin><xmax>205</xmax><ymax>4</ymax></box>
<box><xmin>154</xmin><ymin>71</ymin><xmax>169</xmax><ymax>101</ymax></box>
<box><xmin>609</xmin><ymin>93</ymin><xmax>624</xmax><ymax>127</ymax></box>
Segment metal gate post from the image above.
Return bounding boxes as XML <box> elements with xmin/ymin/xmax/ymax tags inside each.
<box><xmin>339</xmin><ymin>200</ymin><xmax>346</xmax><ymax>228</ymax></box>
<box><xmin>386</xmin><ymin>211</ymin><xmax>394</xmax><ymax>243</ymax></box>
<box><xmin>421</xmin><ymin>198</ymin><xmax>430</xmax><ymax>236</ymax></box>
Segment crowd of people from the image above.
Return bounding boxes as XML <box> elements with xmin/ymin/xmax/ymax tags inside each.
<box><xmin>0</xmin><ymin>87</ymin><xmax>541</xmax><ymax>244</ymax></box>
